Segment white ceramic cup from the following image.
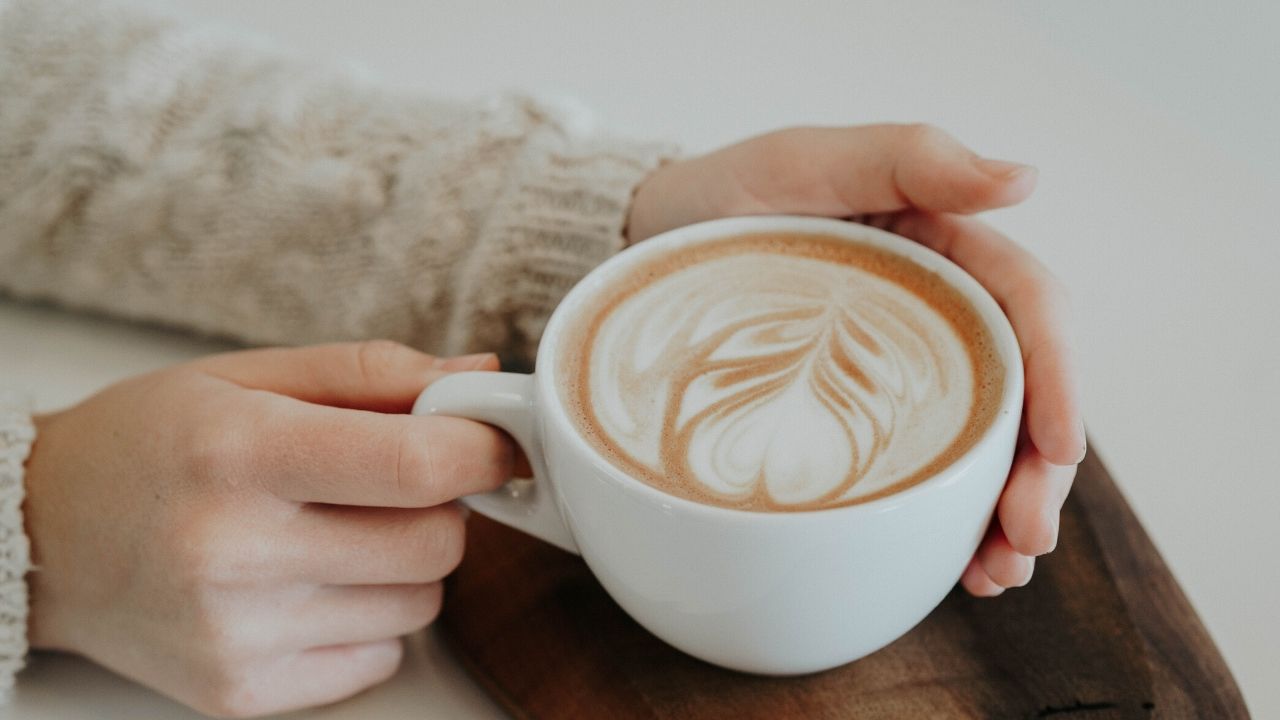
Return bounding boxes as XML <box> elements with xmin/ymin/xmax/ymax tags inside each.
<box><xmin>413</xmin><ymin>215</ymin><xmax>1024</xmax><ymax>675</ymax></box>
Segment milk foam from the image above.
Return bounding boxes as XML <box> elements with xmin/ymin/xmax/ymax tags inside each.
<box><xmin>563</xmin><ymin>233</ymin><xmax>1002</xmax><ymax>511</ymax></box>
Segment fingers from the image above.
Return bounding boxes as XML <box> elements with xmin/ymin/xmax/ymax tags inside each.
<box><xmin>997</xmin><ymin>442</ymin><xmax>1078</xmax><ymax>556</ymax></box>
<box><xmin>197</xmin><ymin>341</ymin><xmax>498</xmax><ymax>412</ymax></box>
<box><xmin>892</xmin><ymin>210</ymin><xmax>1082</xmax><ymax>596</ymax></box>
<box><xmin>277</xmin><ymin>583</ymin><xmax>444</xmax><ymax>650</ymax></box>
<box><xmin>723</xmin><ymin>124</ymin><xmax>1037</xmax><ymax>219</ymax></box>
<box><xmin>285</xmin><ymin>504</ymin><xmax>467</xmax><ymax>585</ymax></box>
<box><xmin>888</xmin><ymin>211</ymin><xmax>1087</xmax><ymax>465</ymax></box>
<box><xmin>230</xmin><ymin>639</ymin><xmax>404</xmax><ymax>717</ymax></box>
<box><xmin>975</xmin><ymin>523</ymin><xmax>1035</xmax><ymax>589</ymax></box>
<box><xmin>249</xmin><ymin>394</ymin><xmax>513</xmax><ymax>507</ymax></box>
<box><xmin>960</xmin><ymin>557</ymin><xmax>1005</xmax><ymax>597</ymax></box>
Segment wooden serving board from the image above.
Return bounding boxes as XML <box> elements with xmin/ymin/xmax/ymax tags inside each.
<box><xmin>439</xmin><ymin>449</ymin><xmax>1248</xmax><ymax>719</ymax></box>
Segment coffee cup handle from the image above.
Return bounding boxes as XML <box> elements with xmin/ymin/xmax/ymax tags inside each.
<box><xmin>412</xmin><ymin>371</ymin><xmax>580</xmax><ymax>555</ymax></box>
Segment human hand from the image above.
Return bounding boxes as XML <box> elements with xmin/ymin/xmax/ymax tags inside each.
<box><xmin>23</xmin><ymin>342</ymin><xmax>512</xmax><ymax>717</ymax></box>
<box><xmin>628</xmin><ymin>124</ymin><xmax>1085</xmax><ymax>596</ymax></box>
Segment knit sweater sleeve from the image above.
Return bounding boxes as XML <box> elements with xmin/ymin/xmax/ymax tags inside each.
<box><xmin>0</xmin><ymin>0</ymin><xmax>677</xmax><ymax>696</ymax></box>
<box><xmin>0</xmin><ymin>0</ymin><xmax>676</xmax><ymax>365</ymax></box>
<box><xmin>0</xmin><ymin>394</ymin><xmax>33</xmax><ymax>700</ymax></box>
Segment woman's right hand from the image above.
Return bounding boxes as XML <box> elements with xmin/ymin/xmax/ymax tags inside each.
<box><xmin>22</xmin><ymin>342</ymin><xmax>512</xmax><ymax>717</ymax></box>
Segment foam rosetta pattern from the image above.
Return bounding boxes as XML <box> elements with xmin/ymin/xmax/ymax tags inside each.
<box><xmin>564</xmin><ymin>233</ymin><xmax>1001</xmax><ymax>511</ymax></box>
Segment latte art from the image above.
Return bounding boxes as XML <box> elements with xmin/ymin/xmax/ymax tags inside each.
<box><xmin>560</xmin><ymin>232</ymin><xmax>1003</xmax><ymax>511</ymax></box>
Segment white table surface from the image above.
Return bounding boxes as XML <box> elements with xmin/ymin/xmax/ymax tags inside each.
<box><xmin>2</xmin><ymin>1</ymin><xmax>1276</xmax><ymax>717</ymax></box>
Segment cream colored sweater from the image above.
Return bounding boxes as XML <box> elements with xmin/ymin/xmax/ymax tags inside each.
<box><xmin>0</xmin><ymin>0</ymin><xmax>675</xmax><ymax>695</ymax></box>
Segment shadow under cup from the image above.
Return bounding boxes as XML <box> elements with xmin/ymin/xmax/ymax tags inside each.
<box><xmin>416</xmin><ymin>215</ymin><xmax>1024</xmax><ymax>674</ymax></box>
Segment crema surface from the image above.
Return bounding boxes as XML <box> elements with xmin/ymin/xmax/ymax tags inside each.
<box><xmin>559</xmin><ymin>232</ymin><xmax>1004</xmax><ymax>511</ymax></box>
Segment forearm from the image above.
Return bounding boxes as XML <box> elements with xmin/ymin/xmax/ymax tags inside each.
<box><xmin>0</xmin><ymin>0</ymin><xmax>674</xmax><ymax>365</ymax></box>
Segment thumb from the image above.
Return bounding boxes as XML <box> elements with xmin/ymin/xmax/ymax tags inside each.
<box><xmin>730</xmin><ymin>124</ymin><xmax>1039</xmax><ymax>216</ymax></box>
<box><xmin>196</xmin><ymin>341</ymin><xmax>499</xmax><ymax>412</ymax></box>
<box><xmin>813</xmin><ymin>123</ymin><xmax>1039</xmax><ymax>215</ymax></box>
<box><xmin>629</xmin><ymin>124</ymin><xmax>1037</xmax><ymax>243</ymax></box>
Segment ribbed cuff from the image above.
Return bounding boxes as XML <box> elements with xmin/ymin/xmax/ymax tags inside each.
<box><xmin>446</xmin><ymin>125</ymin><xmax>679</xmax><ymax>370</ymax></box>
<box><xmin>0</xmin><ymin>392</ymin><xmax>34</xmax><ymax>699</ymax></box>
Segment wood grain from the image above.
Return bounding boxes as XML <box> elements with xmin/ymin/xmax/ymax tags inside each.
<box><xmin>439</xmin><ymin>448</ymin><xmax>1248</xmax><ymax>719</ymax></box>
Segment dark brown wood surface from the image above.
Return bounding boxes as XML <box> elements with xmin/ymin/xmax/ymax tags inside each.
<box><xmin>440</xmin><ymin>449</ymin><xmax>1249</xmax><ymax>719</ymax></box>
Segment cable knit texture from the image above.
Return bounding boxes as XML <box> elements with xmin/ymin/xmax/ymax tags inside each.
<box><xmin>0</xmin><ymin>394</ymin><xmax>33</xmax><ymax>700</ymax></box>
<box><xmin>0</xmin><ymin>0</ymin><xmax>678</xmax><ymax>694</ymax></box>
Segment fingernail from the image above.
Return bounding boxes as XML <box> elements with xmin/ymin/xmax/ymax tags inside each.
<box><xmin>436</xmin><ymin>353</ymin><xmax>497</xmax><ymax>371</ymax></box>
<box><xmin>974</xmin><ymin>156</ymin><xmax>1034</xmax><ymax>180</ymax></box>
<box><xmin>1046</xmin><ymin>513</ymin><xmax>1060</xmax><ymax>555</ymax></box>
<box><xmin>1013</xmin><ymin>555</ymin><xmax>1036</xmax><ymax>587</ymax></box>
<box><xmin>977</xmin><ymin>584</ymin><xmax>1005</xmax><ymax>598</ymax></box>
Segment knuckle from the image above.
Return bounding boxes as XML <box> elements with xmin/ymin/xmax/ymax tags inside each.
<box><xmin>166</xmin><ymin>511</ymin><xmax>226</xmax><ymax>585</ymax></box>
<box><xmin>474</xmin><ymin>426</ymin><xmax>515</xmax><ymax>489</ymax></box>
<box><xmin>353</xmin><ymin>339</ymin><xmax>417</xmax><ymax>384</ymax></box>
<box><xmin>395</xmin><ymin>423</ymin><xmax>436</xmax><ymax>505</ymax></box>
<box><xmin>187</xmin><ymin>623</ymin><xmax>263</xmax><ymax>717</ymax></box>
<box><xmin>184</xmin><ymin>410</ymin><xmax>252</xmax><ymax>484</ymax></box>
<box><xmin>165</xmin><ymin>506</ymin><xmax>258</xmax><ymax>589</ymax></box>
<box><xmin>901</xmin><ymin>122</ymin><xmax>947</xmax><ymax>148</ymax></box>
<box><xmin>193</xmin><ymin>674</ymin><xmax>264</xmax><ymax>719</ymax></box>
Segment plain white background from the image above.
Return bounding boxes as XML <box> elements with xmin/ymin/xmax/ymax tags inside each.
<box><xmin>1</xmin><ymin>1</ymin><xmax>1275</xmax><ymax>717</ymax></box>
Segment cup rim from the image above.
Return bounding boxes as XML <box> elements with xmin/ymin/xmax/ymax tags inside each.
<box><xmin>535</xmin><ymin>215</ymin><xmax>1025</xmax><ymax>520</ymax></box>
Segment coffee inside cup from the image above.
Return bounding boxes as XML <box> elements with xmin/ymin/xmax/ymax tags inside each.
<box><xmin>558</xmin><ymin>231</ymin><xmax>1005</xmax><ymax>512</ymax></box>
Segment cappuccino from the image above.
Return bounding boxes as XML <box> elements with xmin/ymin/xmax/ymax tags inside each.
<box><xmin>558</xmin><ymin>232</ymin><xmax>1004</xmax><ymax>512</ymax></box>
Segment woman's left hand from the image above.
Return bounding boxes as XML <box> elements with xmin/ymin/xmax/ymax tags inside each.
<box><xmin>628</xmin><ymin>123</ymin><xmax>1085</xmax><ymax>596</ymax></box>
